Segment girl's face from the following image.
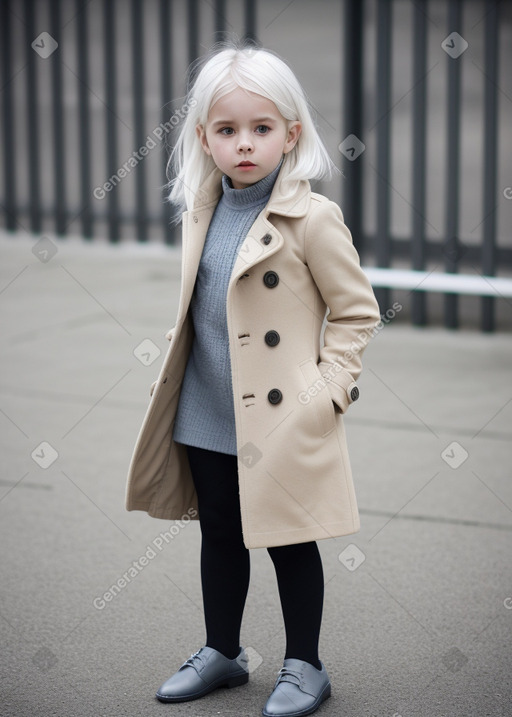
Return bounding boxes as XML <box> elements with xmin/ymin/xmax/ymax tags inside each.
<box><xmin>196</xmin><ymin>87</ymin><xmax>301</xmax><ymax>189</ymax></box>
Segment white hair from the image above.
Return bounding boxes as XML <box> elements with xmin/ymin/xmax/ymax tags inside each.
<box><xmin>166</xmin><ymin>41</ymin><xmax>337</xmax><ymax>216</ymax></box>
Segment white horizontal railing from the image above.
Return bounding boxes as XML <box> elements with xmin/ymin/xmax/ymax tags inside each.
<box><xmin>363</xmin><ymin>268</ymin><xmax>512</xmax><ymax>298</ymax></box>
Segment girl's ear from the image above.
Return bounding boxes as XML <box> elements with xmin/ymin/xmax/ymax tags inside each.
<box><xmin>196</xmin><ymin>124</ymin><xmax>212</xmax><ymax>156</ymax></box>
<box><xmin>283</xmin><ymin>121</ymin><xmax>302</xmax><ymax>155</ymax></box>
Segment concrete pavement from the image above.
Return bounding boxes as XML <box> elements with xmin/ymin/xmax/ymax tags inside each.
<box><xmin>1</xmin><ymin>230</ymin><xmax>511</xmax><ymax>717</ymax></box>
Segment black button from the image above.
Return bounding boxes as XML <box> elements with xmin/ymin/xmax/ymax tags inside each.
<box><xmin>262</xmin><ymin>233</ymin><xmax>272</xmax><ymax>245</ymax></box>
<box><xmin>264</xmin><ymin>330</ymin><xmax>280</xmax><ymax>347</ymax></box>
<box><xmin>350</xmin><ymin>386</ymin><xmax>360</xmax><ymax>402</ymax></box>
<box><xmin>267</xmin><ymin>388</ymin><xmax>283</xmax><ymax>405</ymax></box>
<box><xmin>263</xmin><ymin>271</ymin><xmax>279</xmax><ymax>288</ymax></box>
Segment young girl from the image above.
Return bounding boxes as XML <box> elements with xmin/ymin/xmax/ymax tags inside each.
<box><xmin>126</xmin><ymin>42</ymin><xmax>380</xmax><ymax>717</ymax></box>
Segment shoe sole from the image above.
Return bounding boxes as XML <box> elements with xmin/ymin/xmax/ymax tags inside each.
<box><xmin>156</xmin><ymin>671</ymin><xmax>249</xmax><ymax>703</ymax></box>
<box><xmin>261</xmin><ymin>682</ymin><xmax>331</xmax><ymax>717</ymax></box>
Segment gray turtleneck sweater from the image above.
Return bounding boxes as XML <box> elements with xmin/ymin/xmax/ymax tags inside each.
<box><xmin>172</xmin><ymin>161</ymin><xmax>282</xmax><ymax>455</ymax></box>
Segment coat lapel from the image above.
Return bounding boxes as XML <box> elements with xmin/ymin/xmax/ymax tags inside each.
<box><xmin>177</xmin><ymin>204</ymin><xmax>215</xmax><ymax>321</ymax></box>
<box><xmin>177</xmin><ymin>168</ymin><xmax>313</xmax><ymax>316</ymax></box>
<box><xmin>230</xmin><ymin>215</ymin><xmax>283</xmax><ymax>279</ymax></box>
<box><xmin>230</xmin><ymin>177</ymin><xmax>312</xmax><ymax>278</ymax></box>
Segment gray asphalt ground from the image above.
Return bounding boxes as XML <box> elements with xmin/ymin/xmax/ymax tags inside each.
<box><xmin>1</xmin><ymin>230</ymin><xmax>511</xmax><ymax>717</ymax></box>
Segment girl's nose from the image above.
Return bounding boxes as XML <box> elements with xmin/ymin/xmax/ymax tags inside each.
<box><xmin>237</xmin><ymin>135</ymin><xmax>253</xmax><ymax>152</ymax></box>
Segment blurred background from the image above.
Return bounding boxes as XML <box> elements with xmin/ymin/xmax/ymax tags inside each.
<box><xmin>1</xmin><ymin>3</ymin><xmax>511</xmax><ymax>717</ymax></box>
<box><xmin>1</xmin><ymin>0</ymin><xmax>511</xmax><ymax>329</ymax></box>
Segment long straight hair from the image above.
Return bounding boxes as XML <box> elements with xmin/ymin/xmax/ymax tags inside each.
<box><xmin>167</xmin><ymin>41</ymin><xmax>337</xmax><ymax>216</ymax></box>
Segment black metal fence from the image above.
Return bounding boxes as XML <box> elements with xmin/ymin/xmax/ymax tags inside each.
<box><xmin>1</xmin><ymin>0</ymin><xmax>511</xmax><ymax>331</ymax></box>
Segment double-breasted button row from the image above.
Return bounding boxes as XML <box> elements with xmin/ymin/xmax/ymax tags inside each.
<box><xmin>250</xmin><ymin>236</ymin><xmax>281</xmax><ymax>406</ymax></box>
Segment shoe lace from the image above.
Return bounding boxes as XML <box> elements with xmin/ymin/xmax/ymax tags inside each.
<box><xmin>183</xmin><ymin>648</ymin><xmax>208</xmax><ymax>671</ymax></box>
<box><xmin>275</xmin><ymin>665</ymin><xmax>302</xmax><ymax>688</ymax></box>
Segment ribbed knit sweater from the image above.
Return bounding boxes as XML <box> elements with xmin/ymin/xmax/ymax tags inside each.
<box><xmin>172</xmin><ymin>161</ymin><xmax>282</xmax><ymax>455</ymax></box>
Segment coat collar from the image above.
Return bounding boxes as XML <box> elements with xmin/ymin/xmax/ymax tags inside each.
<box><xmin>188</xmin><ymin>160</ymin><xmax>312</xmax><ymax>220</ymax></box>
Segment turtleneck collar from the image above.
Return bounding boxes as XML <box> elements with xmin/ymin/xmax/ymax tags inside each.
<box><xmin>220</xmin><ymin>158</ymin><xmax>284</xmax><ymax>210</ymax></box>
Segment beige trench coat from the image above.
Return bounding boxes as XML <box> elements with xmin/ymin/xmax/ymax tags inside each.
<box><xmin>125</xmin><ymin>165</ymin><xmax>380</xmax><ymax>548</ymax></box>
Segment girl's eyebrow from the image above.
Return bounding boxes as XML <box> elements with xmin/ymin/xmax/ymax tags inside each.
<box><xmin>210</xmin><ymin>116</ymin><xmax>277</xmax><ymax>127</ymax></box>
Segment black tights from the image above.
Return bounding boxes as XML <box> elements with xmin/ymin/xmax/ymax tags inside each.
<box><xmin>186</xmin><ymin>445</ymin><xmax>324</xmax><ymax>670</ymax></box>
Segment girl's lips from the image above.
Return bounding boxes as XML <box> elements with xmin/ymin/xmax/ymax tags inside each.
<box><xmin>237</xmin><ymin>161</ymin><xmax>256</xmax><ymax>167</ymax></box>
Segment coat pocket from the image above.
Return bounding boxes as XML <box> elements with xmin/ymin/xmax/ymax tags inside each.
<box><xmin>299</xmin><ymin>358</ymin><xmax>336</xmax><ymax>438</ymax></box>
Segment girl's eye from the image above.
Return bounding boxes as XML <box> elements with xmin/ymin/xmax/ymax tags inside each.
<box><xmin>220</xmin><ymin>127</ymin><xmax>234</xmax><ymax>135</ymax></box>
<box><xmin>255</xmin><ymin>125</ymin><xmax>270</xmax><ymax>134</ymax></box>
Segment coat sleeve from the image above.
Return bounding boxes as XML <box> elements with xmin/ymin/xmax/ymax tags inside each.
<box><xmin>304</xmin><ymin>198</ymin><xmax>381</xmax><ymax>413</ymax></box>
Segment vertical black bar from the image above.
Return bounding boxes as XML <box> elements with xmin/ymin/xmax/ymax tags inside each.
<box><xmin>160</xmin><ymin>0</ymin><xmax>174</xmax><ymax>244</ymax></box>
<box><xmin>342</xmin><ymin>0</ymin><xmax>364</xmax><ymax>253</ymax></box>
<box><xmin>481</xmin><ymin>0</ymin><xmax>499</xmax><ymax>332</ymax></box>
<box><xmin>443</xmin><ymin>0</ymin><xmax>462</xmax><ymax>328</ymax></box>
<box><xmin>132</xmin><ymin>0</ymin><xmax>147</xmax><ymax>241</ymax></box>
<box><xmin>188</xmin><ymin>0</ymin><xmax>199</xmax><ymax>68</ymax></box>
<box><xmin>375</xmin><ymin>0</ymin><xmax>392</xmax><ymax>311</ymax></box>
<box><xmin>411</xmin><ymin>0</ymin><xmax>428</xmax><ymax>325</ymax></box>
<box><xmin>244</xmin><ymin>0</ymin><xmax>257</xmax><ymax>42</ymax></box>
<box><xmin>25</xmin><ymin>0</ymin><xmax>42</xmax><ymax>233</ymax></box>
<box><xmin>214</xmin><ymin>0</ymin><xmax>227</xmax><ymax>41</ymax></box>
<box><xmin>104</xmin><ymin>0</ymin><xmax>120</xmax><ymax>241</ymax></box>
<box><xmin>76</xmin><ymin>0</ymin><xmax>92</xmax><ymax>238</ymax></box>
<box><xmin>1</xmin><ymin>0</ymin><xmax>17</xmax><ymax>231</ymax></box>
<box><xmin>50</xmin><ymin>0</ymin><xmax>66</xmax><ymax>234</ymax></box>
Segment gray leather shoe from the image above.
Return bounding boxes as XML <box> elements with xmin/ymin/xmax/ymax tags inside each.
<box><xmin>262</xmin><ymin>659</ymin><xmax>331</xmax><ymax>717</ymax></box>
<box><xmin>156</xmin><ymin>646</ymin><xmax>249</xmax><ymax>703</ymax></box>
